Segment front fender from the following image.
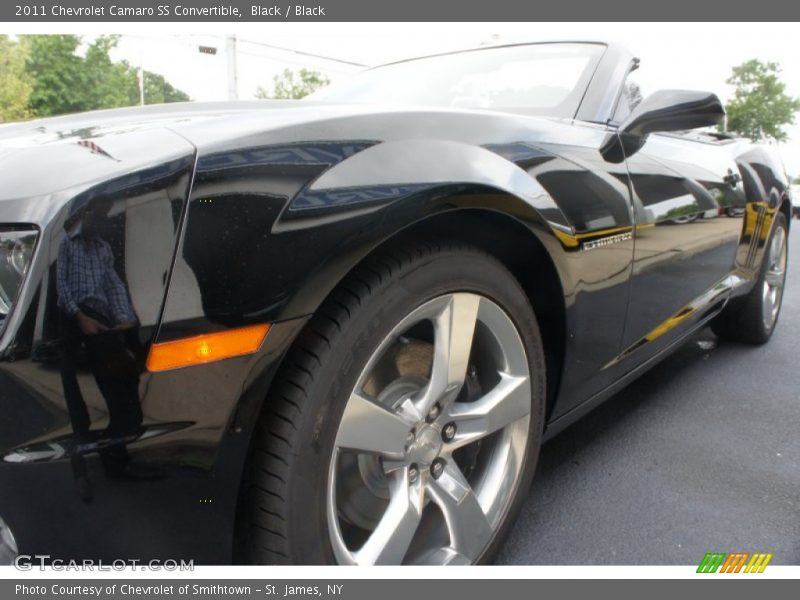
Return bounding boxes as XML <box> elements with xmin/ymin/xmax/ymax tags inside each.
<box><xmin>156</xmin><ymin>138</ymin><xmax>576</xmax><ymax>342</ymax></box>
<box><xmin>155</xmin><ymin>129</ymin><xmax>635</xmax><ymax>460</ymax></box>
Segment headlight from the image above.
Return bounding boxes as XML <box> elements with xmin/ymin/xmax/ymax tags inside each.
<box><xmin>0</xmin><ymin>228</ymin><xmax>37</xmax><ymax>317</ymax></box>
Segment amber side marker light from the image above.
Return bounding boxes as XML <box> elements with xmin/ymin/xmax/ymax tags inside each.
<box><xmin>146</xmin><ymin>323</ymin><xmax>271</xmax><ymax>372</ymax></box>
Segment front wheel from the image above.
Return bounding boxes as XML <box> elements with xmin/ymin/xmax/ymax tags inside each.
<box><xmin>237</xmin><ymin>241</ymin><xmax>545</xmax><ymax>565</ymax></box>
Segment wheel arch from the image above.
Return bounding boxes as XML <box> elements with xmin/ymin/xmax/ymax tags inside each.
<box><xmin>253</xmin><ymin>137</ymin><xmax>579</xmax><ymax>418</ymax></box>
<box><xmin>378</xmin><ymin>208</ymin><xmax>568</xmax><ymax>419</ymax></box>
<box><xmin>277</xmin><ymin>199</ymin><xmax>570</xmax><ymax>424</ymax></box>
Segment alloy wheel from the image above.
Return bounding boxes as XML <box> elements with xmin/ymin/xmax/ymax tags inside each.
<box><xmin>326</xmin><ymin>293</ymin><xmax>532</xmax><ymax>565</ymax></box>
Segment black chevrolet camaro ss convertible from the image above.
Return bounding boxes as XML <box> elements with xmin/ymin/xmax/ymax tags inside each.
<box><xmin>0</xmin><ymin>42</ymin><xmax>791</xmax><ymax>565</ymax></box>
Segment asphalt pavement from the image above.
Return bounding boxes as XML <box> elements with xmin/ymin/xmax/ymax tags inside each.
<box><xmin>496</xmin><ymin>219</ymin><xmax>800</xmax><ymax>565</ymax></box>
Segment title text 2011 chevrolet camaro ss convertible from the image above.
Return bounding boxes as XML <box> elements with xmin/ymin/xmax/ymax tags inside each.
<box><xmin>0</xmin><ymin>42</ymin><xmax>792</xmax><ymax>565</ymax></box>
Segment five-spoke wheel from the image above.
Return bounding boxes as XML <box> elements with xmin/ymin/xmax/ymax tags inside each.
<box><xmin>328</xmin><ymin>293</ymin><xmax>532</xmax><ymax>565</ymax></box>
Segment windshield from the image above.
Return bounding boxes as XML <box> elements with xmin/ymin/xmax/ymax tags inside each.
<box><xmin>309</xmin><ymin>43</ymin><xmax>605</xmax><ymax>118</ymax></box>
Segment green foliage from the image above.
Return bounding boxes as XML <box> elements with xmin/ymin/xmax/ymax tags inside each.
<box><xmin>140</xmin><ymin>71</ymin><xmax>191</xmax><ymax>104</ymax></box>
<box><xmin>82</xmin><ymin>35</ymin><xmax>139</xmax><ymax>110</ymax></box>
<box><xmin>0</xmin><ymin>35</ymin><xmax>33</xmax><ymax>123</ymax></box>
<box><xmin>725</xmin><ymin>59</ymin><xmax>800</xmax><ymax>142</ymax></box>
<box><xmin>24</xmin><ymin>34</ymin><xmax>86</xmax><ymax>117</ymax></box>
<box><xmin>1</xmin><ymin>34</ymin><xmax>190</xmax><ymax>122</ymax></box>
<box><xmin>255</xmin><ymin>68</ymin><xmax>330</xmax><ymax>99</ymax></box>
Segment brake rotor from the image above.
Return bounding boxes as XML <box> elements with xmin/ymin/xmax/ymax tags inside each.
<box><xmin>336</xmin><ymin>339</ymin><xmax>432</xmax><ymax>530</ymax></box>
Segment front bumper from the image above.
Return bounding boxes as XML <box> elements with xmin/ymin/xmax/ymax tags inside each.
<box><xmin>0</xmin><ymin>318</ymin><xmax>305</xmax><ymax>564</ymax></box>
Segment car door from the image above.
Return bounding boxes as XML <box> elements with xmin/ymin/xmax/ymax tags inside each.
<box><xmin>614</xmin><ymin>71</ymin><xmax>746</xmax><ymax>366</ymax></box>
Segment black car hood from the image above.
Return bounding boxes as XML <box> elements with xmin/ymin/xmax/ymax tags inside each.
<box><xmin>0</xmin><ymin>100</ymin><xmax>571</xmax><ymax>214</ymax></box>
<box><xmin>0</xmin><ymin>101</ymin><xmax>313</xmax><ymax>202</ymax></box>
<box><xmin>0</xmin><ymin>101</ymin><xmax>300</xmax><ymax>145</ymax></box>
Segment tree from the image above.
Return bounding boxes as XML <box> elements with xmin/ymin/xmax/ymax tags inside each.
<box><xmin>139</xmin><ymin>71</ymin><xmax>191</xmax><ymax>104</ymax></box>
<box><xmin>725</xmin><ymin>59</ymin><xmax>800</xmax><ymax>142</ymax></box>
<box><xmin>255</xmin><ymin>68</ymin><xmax>330</xmax><ymax>99</ymax></box>
<box><xmin>23</xmin><ymin>34</ymin><xmax>87</xmax><ymax>117</ymax></box>
<box><xmin>19</xmin><ymin>34</ymin><xmax>190</xmax><ymax>119</ymax></box>
<box><xmin>82</xmin><ymin>35</ymin><xmax>139</xmax><ymax>110</ymax></box>
<box><xmin>0</xmin><ymin>36</ymin><xmax>33</xmax><ymax>123</ymax></box>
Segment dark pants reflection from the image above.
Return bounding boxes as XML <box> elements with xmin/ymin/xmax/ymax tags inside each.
<box><xmin>59</xmin><ymin>310</ymin><xmax>143</xmax><ymax>496</ymax></box>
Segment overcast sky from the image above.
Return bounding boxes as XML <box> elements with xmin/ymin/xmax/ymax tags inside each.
<box><xmin>7</xmin><ymin>22</ymin><xmax>800</xmax><ymax>175</ymax></box>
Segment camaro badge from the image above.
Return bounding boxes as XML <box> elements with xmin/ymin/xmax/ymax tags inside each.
<box><xmin>581</xmin><ymin>231</ymin><xmax>633</xmax><ymax>251</ymax></box>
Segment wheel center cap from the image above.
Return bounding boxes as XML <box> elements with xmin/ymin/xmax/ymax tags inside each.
<box><xmin>407</xmin><ymin>426</ymin><xmax>442</xmax><ymax>466</ymax></box>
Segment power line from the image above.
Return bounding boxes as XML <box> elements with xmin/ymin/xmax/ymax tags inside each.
<box><xmin>236</xmin><ymin>49</ymin><xmax>358</xmax><ymax>74</ymax></box>
<box><xmin>237</xmin><ymin>38</ymin><xmax>369</xmax><ymax>68</ymax></box>
<box><xmin>116</xmin><ymin>33</ymin><xmax>369</xmax><ymax>69</ymax></box>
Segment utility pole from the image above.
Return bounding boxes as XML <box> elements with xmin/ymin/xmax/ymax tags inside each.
<box><xmin>226</xmin><ymin>35</ymin><xmax>238</xmax><ymax>100</ymax></box>
<box><xmin>138</xmin><ymin>64</ymin><xmax>145</xmax><ymax>106</ymax></box>
<box><xmin>138</xmin><ymin>42</ymin><xmax>145</xmax><ymax>106</ymax></box>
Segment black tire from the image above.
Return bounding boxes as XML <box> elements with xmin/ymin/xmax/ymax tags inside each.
<box><xmin>711</xmin><ymin>212</ymin><xmax>789</xmax><ymax>344</ymax></box>
<box><xmin>236</xmin><ymin>239</ymin><xmax>546</xmax><ymax>565</ymax></box>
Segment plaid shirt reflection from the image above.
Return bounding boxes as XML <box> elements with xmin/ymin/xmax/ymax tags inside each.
<box><xmin>56</xmin><ymin>231</ymin><xmax>137</xmax><ymax>326</ymax></box>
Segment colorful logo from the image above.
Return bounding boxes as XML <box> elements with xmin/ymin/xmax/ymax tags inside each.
<box><xmin>697</xmin><ymin>552</ymin><xmax>773</xmax><ymax>573</ymax></box>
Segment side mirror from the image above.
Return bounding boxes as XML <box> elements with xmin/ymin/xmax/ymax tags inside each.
<box><xmin>600</xmin><ymin>90</ymin><xmax>725</xmax><ymax>163</ymax></box>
